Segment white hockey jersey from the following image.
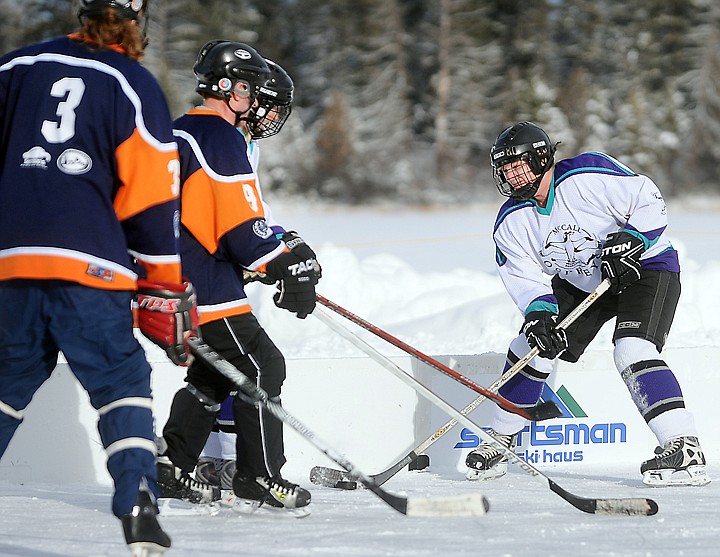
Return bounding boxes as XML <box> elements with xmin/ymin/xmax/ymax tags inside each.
<box><xmin>493</xmin><ymin>152</ymin><xmax>679</xmax><ymax>316</ymax></box>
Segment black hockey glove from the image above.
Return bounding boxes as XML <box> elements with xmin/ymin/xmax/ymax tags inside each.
<box><xmin>265</xmin><ymin>250</ymin><xmax>320</xmax><ymax>319</ymax></box>
<box><xmin>522</xmin><ymin>311</ymin><xmax>568</xmax><ymax>360</ymax></box>
<box><xmin>241</xmin><ymin>231</ymin><xmax>322</xmax><ymax>286</ymax></box>
<box><xmin>601</xmin><ymin>231</ymin><xmax>645</xmax><ymax>295</ymax></box>
<box><xmin>280</xmin><ymin>231</ymin><xmax>322</xmax><ymax>283</ymax></box>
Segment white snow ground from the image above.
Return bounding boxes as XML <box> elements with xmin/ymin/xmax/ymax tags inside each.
<box><xmin>1</xmin><ymin>198</ymin><xmax>720</xmax><ymax>557</ymax></box>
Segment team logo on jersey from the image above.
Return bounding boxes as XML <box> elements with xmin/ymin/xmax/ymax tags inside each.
<box><xmin>539</xmin><ymin>224</ymin><xmax>602</xmax><ymax>277</ymax></box>
<box><xmin>57</xmin><ymin>149</ymin><xmax>92</xmax><ymax>175</ymax></box>
<box><xmin>252</xmin><ymin>218</ymin><xmax>273</xmax><ymax>239</ymax></box>
<box><xmin>86</xmin><ymin>264</ymin><xmax>114</xmax><ymax>282</ymax></box>
<box><xmin>21</xmin><ymin>146</ymin><xmax>51</xmax><ymax>169</ymax></box>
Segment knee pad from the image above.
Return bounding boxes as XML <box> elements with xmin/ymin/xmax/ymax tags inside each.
<box><xmin>613</xmin><ymin>337</ymin><xmax>659</xmax><ymax>375</ymax></box>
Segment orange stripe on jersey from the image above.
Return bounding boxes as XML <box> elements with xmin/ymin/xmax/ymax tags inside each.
<box><xmin>114</xmin><ymin>128</ymin><xmax>180</xmax><ymax>221</ymax></box>
<box><xmin>0</xmin><ymin>251</ymin><xmax>137</xmax><ymax>290</ymax></box>
<box><xmin>181</xmin><ymin>168</ymin><xmax>265</xmax><ymax>255</ymax></box>
<box><xmin>198</xmin><ymin>300</ymin><xmax>253</xmax><ymax>325</ymax></box>
<box><xmin>135</xmin><ymin>259</ymin><xmax>182</xmax><ymax>284</ymax></box>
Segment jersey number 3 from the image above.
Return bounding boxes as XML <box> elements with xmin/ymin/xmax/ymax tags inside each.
<box><xmin>41</xmin><ymin>77</ymin><xmax>86</xmax><ymax>144</ymax></box>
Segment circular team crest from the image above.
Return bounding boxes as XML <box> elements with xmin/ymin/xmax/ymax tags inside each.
<box><xmin>252</xmin><ymin>219</ymin><xmax>273</xmax><ymax>239</ymax></box>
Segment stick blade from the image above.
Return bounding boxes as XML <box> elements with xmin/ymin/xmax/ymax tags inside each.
<box><xmin>527</xmin><ymin>401</ymin><xmax>563</xmax><ymax>421</ymax></box>
<box><xmin>595</xmin><ymin>498</ymin><xmax>659</xmax><ymax>516</ymax></box>
<box><xmin>405</xmin><ymin>493</ymin><xmax>490</xmax><ymax>517</ymax></box>
<box><xmin>309</xmin><ymin>466</ymin><xmax>349</xmax><ymax>487</ymax></box>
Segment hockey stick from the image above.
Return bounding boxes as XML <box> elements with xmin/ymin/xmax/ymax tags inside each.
<box><xmin>187</xmin><ymin>336</ymin><xmax>489</xmax><ymax>517</ymax></box>
<box><xmin>311</xmin><ymin>279</ymin><xmax>611</xmax><ymax>489</ymax></box>
<box><xmin>315</xmin><ymin>309</ymin><xmax>658</xmax><ymax>516</ymax></box>
<box><xmin>316</xmin><ymin>295</ymin><xmax>562</xmax><ymax>423</ymax></box>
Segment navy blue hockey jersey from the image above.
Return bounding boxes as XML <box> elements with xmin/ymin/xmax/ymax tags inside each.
<box><xmin>0</xmin><ymin>35</ymin><xmax>181</xmax><ymax>289</ymax></box>
<box><xmin>173</xmin><ymin>108</ymin><xmax>285</xmax><ymax>325</ymax></box>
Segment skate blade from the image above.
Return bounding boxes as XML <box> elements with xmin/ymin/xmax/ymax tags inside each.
<box><xmin>642</xmin><ymin>465</ymin><xmax>711</xmax><ymax>487</ymax></box>
<box><xmin>128</xmin><ymin>541</ymin><xmax>169</xmax><ymax>557</ymax></box>
<box><xmin>157</xmin><ymin>497</ymin><xmax>221</xmax><ymax>516</ymax></box>
<box><xmin>465</xmin><ymin>465</ymin><xmax>508</xmax><ymax>482</ymax></box>
<box><xmin>221</xmin><ymin>491</ymin><xmax>311</xmax><ymax>518</ymax></box>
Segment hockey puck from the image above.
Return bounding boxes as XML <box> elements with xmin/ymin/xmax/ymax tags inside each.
<box><xmin>334</xmin><ymin>480</ymin><xmax>358</xmax><ymax>490</ymax></box>
<box><xmin>408</xmin><ymin>454</ymin><xmax>430</xmax><ymax>471</ymax></box>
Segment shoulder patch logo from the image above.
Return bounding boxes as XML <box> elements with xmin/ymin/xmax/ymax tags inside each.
<box><xmin>21</xmin><ymin>146</ymin><xmax>52</xmax><ymax>169</ymax></box>
<box><xmin>57</xmin><ymin>149</ymin><xmax>92</xmax><ymax>175</ymax></box>
<box><xmin>252</xmin><ymin>218</ymin><xmax>273</xmax><ymax>239</ymax></box>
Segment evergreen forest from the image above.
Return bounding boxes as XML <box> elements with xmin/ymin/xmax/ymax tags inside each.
<box><xmin>2</xmin><ymin>0</ymin><xmax>719</xmax><ymax>204</ymax></box>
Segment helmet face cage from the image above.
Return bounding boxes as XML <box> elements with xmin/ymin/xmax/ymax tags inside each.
<box><xmin>248</xmin><ymin>61</ymin><xmax>294</xmax><ymax>140</ymax></box>
<box><xmin>194</xmin><ymin>40</ymin><xmax>270</xmax><ymax>104</ymax></box>
<box><xmin>490</xmin><ymin>122</ymin><xmax>555</xmax><ymax>201</ymax></box>
<box><xmin>249</xmin><ymin>102</ymin><xmax>292</xmax><ymax>140</ymax></box>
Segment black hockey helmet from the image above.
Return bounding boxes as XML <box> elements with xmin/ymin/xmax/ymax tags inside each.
<box><xmin>78</xmin><ymin>0</ymin><xmax>146</xmax><ymax>20</ymax></box>
<box><xmin>194</xmin><ymin>40</ymin><xmax>270</xmax><ymax>101</ymax></box>
<box><xmin>490</xmin><ymin>121</ymin><xmax>557</xmax><ymax>201</ymax></box>
<box><xmin>249</xmin><ymin>59</ymin><xmax>294</xmax><ymax>140</ymax></box>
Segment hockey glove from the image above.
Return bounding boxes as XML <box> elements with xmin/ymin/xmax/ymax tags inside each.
<box><xmin>600</xmin><ymin>231</ymin><xmax>645</xmax><ymax>295</ymax></box>
<box><xmin>280</xmin><ymin>231</ymin><xmax>323</xmax><ymax>283</ymax></box>
<box><xmin>242</xmin><ymin>232</ymin><xmax>322</xmax><ymax>286</ymax></box>
<box><xmin>136</xmin><ymin>279</ymin><xmax>200</xmax><ymax>366</ymax></box>
<box><xmin>522</xmin><ymin>311</ymin><xmax>568</xmax><ymax>360</ymax></box>
<box><xmin>265</xmin><ymin>250</ymin><xmax>320</xmax><ymax>319</ymax></box>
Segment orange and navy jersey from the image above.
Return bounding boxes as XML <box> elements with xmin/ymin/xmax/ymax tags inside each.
<box><xmin>173</xmin><ymin>108</ymin><xmax>285</xmax><ymax>325</ymax></box>
<box><xmin>0</xmin><ymin>36</ymin><xmax>181</xmax><ymax>290</ymax></box>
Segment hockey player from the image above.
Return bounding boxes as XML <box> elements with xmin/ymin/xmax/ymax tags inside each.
<box><xmin>0</xmin><ymin>1</ymin><xmax>196</xmax><ymax>555</ymax></box>
<box><xmin>193</xmin><ymin>59</ymin><xmax>308</xmax><ymax>491</ymax></box>
<box><xmin>465</xmin><ymin>122</ymin><xmax>710</xmax><ymax>487</ymax></box>
<box><xmin>157</xmin><ymin>41</ymin><xmax>320</xmax><ymax>510</ymax></box>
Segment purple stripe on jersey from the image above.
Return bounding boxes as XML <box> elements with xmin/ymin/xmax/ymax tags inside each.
<box><xmin>641</xmin><ymin>250</ymin><xmax>680</xmax><ymax>273</ymax></box>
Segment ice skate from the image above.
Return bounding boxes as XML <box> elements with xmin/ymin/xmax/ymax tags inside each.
<box><xmin>232</xmin><ymin>471</ymin><xmax>311</xmax><ymax>509</ymax></box>
<box><xmin>194</xmin><ymin>458</ymin><xmax>235</xmax><ymax>490</ymax></box>
<box><xmin>157</xmin><ymin>455</ymin><xmax>220</xmax><ymax>503</ymax></box>
<box><xmin>121</xmin><ymin>489</ymin><xmax>171</xmax><ymax>557</ymax></box>
<box><xmin>640</xmin><ymin>436</ymin><xmax>711</xmax><ymax>487</ymax></box>
<box><xmin>465</xmin><ymin>430</ymin><xmax>518</xmax><ymax>481</ymax></box>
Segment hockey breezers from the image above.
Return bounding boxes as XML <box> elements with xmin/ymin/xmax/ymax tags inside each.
<box><xmin>316</xmin><ymin>294</ymin><xmax>561</xmax><ymax>422</ymax></box>
<box><xmin>187</xmin><ymin>336</ymin><xmax>489</xmax><ymax>517</ymax></box>
<box><xmin>312</xmin><ymin>280</ymin><xmax>611</xmax><ymax>489</ymax></box>
<box><xmin>315</xmin><ymin>308</ymin><xmax>657</xmax><ymax>516</ymax></box>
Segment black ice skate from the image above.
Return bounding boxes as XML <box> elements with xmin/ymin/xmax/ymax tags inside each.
<box><xmin>121</xmin><ymin>488</ymin><xmax>171</xmax><ymax>557</ymax></box>
<box><xmin>640</xmin><ymin>436</ymin><xmax>711</xmax><ymax>487</ymax></box>
<box><xmin>232</xmin><ymin>471</ymin><xmax>311</xmax><ymax>509</ymax></box>
<box><xmin>465</xmin><ymin>430</ymin><xmax>518</xmax><ymax>481</ymax></box>
<box><xmin>157</xmin><ymin>455</ymin><xmax>220</xmax><ymax>503</ymax></box>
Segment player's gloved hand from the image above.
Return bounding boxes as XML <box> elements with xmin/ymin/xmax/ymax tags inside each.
<box><xmin>521</xmin><ymin>311</ymin><xmax>568</xmax><ymax>360</ymax></box>
<box><xmin>136</xmin><ymin>279</ymin><xmax>200</xmax><ymax>366</ymax></box>
<box><xmin>601</xmin><ymin>231</ymin><xmax>645</xmax><ymax>295</ymax></box>
<box><xmin>280</xmin><ymin>231</ymin><xmax>322</xmax><ymax>283</ymax></box>
<box><xmin>265</xmin><ymin>250</ymin><xmax>320</xmax><ymax>319</ymax></box>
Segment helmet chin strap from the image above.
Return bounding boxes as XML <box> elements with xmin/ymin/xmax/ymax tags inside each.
<box><xmin>225</xmin><ymin>98</ymin><xmax>254</xmax><ymax>127</ymax></box>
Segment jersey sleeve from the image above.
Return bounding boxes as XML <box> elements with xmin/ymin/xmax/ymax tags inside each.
<box><xmin>114</xmin><ymin>78</ymin><xmax>181</xmax><ymax>284</ymax></box>
<box><xmin>494</xmin><ymin>203</ymin><xmax>556</xmax><ymax>316</ymax></box>
<box><xmin>175</xmin><ymin>114</ymin><xmax>285</xmax><ymax>269</ymax></box>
